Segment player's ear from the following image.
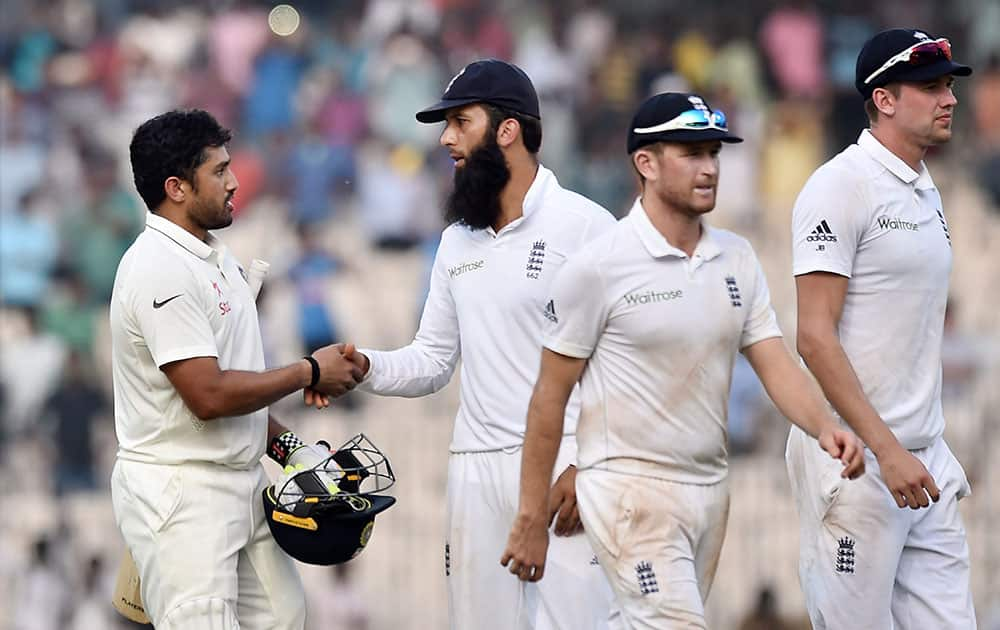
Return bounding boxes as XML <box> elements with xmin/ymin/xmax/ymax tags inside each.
<box><xmin>871</xmin><ymin>86</ymin><xmax>897</xmax><ymax>118</ymax></box>
<box><xmin>632</xmin><ymin>147</ymin><xmax>660</xmax><ymax>182</ymax></box>
<box><xmin>164</xmin><ymin>176</ymin><xmax>186</xmax><ymax>203</ymax></box>
<box><xmin>496</xmin><ymin>117</ymin><xmax>520</xmax><ymax>150</ymax></box>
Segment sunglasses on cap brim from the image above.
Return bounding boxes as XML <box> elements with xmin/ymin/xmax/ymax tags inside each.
<box><xmin>864</xmin><ymin>38</ymin><xmax>952</xmax><ymax>86</ymax></box>
<box><xmin>633</xmin><ymin>108</ymin><xmax>729</xmax><ymax>135</ymax></box>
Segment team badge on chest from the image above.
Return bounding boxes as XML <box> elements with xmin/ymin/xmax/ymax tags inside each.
<box><xmin>526</xmin><ymin>239</ymin><xmax>546</xmax><ymax>279</ymax></box>
<box><xmin>725</xmin><ymin>276</ymin><xmax>742</xmax><ymax>307</ymax></box>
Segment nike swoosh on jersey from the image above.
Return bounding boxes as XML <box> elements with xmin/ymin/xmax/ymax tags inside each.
<box><xmin>153</xmin><ymin>294</ymin><xmax>184</xmax><ymax>309</ymax></box>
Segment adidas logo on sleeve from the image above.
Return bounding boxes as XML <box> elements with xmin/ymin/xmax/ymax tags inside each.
<box><xmin>806</xmin><ymin>220</ymin><xmax>838</xmax><ymax>243</ymax></box>
<box><xmin>543</xmin><ymin>299</ymin><xmax>558</xmax><ymax>323</ymax></box>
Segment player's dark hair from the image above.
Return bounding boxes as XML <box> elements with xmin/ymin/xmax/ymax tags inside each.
<box><xmin>483</xmin><ymin>104</ymin><xmax>542</xmax><ymax>154</ymax></box>
<box><xmin>129</xmin><ymin>109</ymin><xmax>232</xmax><ymax>211</ymax></box>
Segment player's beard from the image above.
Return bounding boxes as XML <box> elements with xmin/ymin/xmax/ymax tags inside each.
<box><xmin>651</xmin><ymin>178</ymin><xmax>716</xmax><ymax>218</ymax></box>
<box><xmin>190</xmin><ymin>193</ymin><xmax>234</xmax><ymax>231</ymax></box>
<box><xmin>444</xmin><ymin>133</ymin><xmax>510</xmax><ymax>230</ymax></box>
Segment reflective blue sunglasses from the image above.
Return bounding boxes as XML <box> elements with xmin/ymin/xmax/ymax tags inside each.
<box><xmin>633</xmin><ymin>108</ymin><xmax>729</xmax><ymax>135</ymax></box>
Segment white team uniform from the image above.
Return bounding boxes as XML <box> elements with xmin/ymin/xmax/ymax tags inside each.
<box><xmin>358</xmin><ymin>165</ymin><xmax>616</xmax><ymax>630</ymax></box>
<box><xmin>543</xmin><ymin>198</ymin><xmax>782</xmax><ymax>629</ymax></box>
<box><xmin>786</xmin><ymin>129</ymin><xmax>975</xmax><ymax>629</ymax></box>
<box><xmin>109</xmin><ymin>213</ymin><xmax>305</xmax><ymax>630</ymax></box>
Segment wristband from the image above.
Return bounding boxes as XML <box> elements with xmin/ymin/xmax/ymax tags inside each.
<box><xmin>303</xmin><ymin>355</ymin><xmax>320</xmax><ymax>388</ymax></box>
<box><xmin>268</xmin><ymin>430</ymin><xmax>305</xmax><ymax>466</ymax></box>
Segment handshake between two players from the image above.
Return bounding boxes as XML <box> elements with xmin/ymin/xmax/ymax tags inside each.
<box><xmin>301</xmin><ymin>343</ymin><xmax>370</xmax><ymax>408</ymax></box>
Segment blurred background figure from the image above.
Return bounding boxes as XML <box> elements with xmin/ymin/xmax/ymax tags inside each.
<box><xmin>289</xmin><ymin>225</ymin><xmax>346</xmax><ymax>355</ymax></box>
<box><xmin>727</xmin><ymin>354</ymin><xmax>769</xmax><ymax>457</ymax></box>
<box><xmin>11</xmin><ymin>537</ymin><xmax>69</xmax><ymax>630</ymax></box>
<box><xmin>941</xmin><ymin>298</ymin><xmax>981</xmax><ymax>402</ymax></box>
<box><xmin>972</xmin><ymin>53</ymin><xmax>1000</xmax><ymax>209</ymax></box>
<box><xmin>0</xmin><ymin>189</ymin><xmax>58</xmax><ymax>317</ymax></box>
<box><xmin>307</xmin><ymin>564</ymin><xmax>370</xmax><ymax>630</ymax></box>
<box><xmin>60</xmin><ymin>146</ymin><xmax>143</xmax><ymax>304</ymax></box>
<box><xmin>0</xmin><ymin>1</ymin><xmax>997</xmax><ymax>628</ymax></box>
<box><xmin>68</xmin><ymin>555</ymin><xmax>115</xmax><ymax>630</ymax></box>
<box><xmin>0</xmin><ymin>307</ymin><xmax>66</xmax><ymax>441</ymax></box>
<box><xmin>42</xmin><ymin>349</ymin><xmax>107</xmax><ymax>495</ymax></box>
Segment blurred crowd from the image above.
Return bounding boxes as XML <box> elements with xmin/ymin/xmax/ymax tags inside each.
<box><xmin>1</xmin><ymin>0</ymin><xmax>999</xmax><ymax>628</ymax></box>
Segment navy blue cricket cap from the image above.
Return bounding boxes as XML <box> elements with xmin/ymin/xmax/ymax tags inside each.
<box><xmin>627</xmin><ymin>92</ymin><xmax>742</xmax><ymax>154</ymax></box>
<box><xmin>856</xmin><ymin>28</ymin><xmax>971</xmax><ymax>99</ymax></box>
<box><xmin>416</xmin><ymin>59</ymin><xmax>540</xmax><ymax>123</ymax></box>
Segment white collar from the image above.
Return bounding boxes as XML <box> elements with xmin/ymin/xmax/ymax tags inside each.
<box><xmin>145</xmin><ymin>212</ymin><xmax>225</xmax><ymax>261</ymax></box>
<box><xmin>521</xmin><ymin>163</ymin><xmax>554</xmax><ymax>220</ymax></box>
<box><xmin>857</xmin><ymin>129</ymin><xmax>936</xmax><ymax>190</ymax></box>
<box><xmin>628</xmin><ymin>198</ymin><xmax>722</xmax><ymax>261</ymax></box>
<box><xmin>484</xmin><ymin>164</ymin><xmax>555</xmax><ymax>237</ymax></box>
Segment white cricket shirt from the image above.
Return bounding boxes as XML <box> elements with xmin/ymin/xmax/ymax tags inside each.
<box><xmin>544</xmin><ymin>199</ymin><xmax>782</xmax><ymax>484</ymax></box>
<box><xmin>110</xmin><ymin>212</ymin><xmax>267</xmax><ymax>468</ymax></box>
<box><xmin>358</xmin><ymin>165</ymin><xmax>617</xmax><ymax>452</ymax></box>
<box><xmin>792</xmin><ymin>129</ymin><xmax>952</xmax><ymax>450</ymax></box>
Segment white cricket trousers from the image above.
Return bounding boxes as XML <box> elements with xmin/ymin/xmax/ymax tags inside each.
<box><xmin>786</xmin><ymin>426</ymin><xmax>976</xmax><ymax>629</ymax></box>
<box><xmin>111</xmin><ymin>458</ymin><xmax>306</xmax><ymax>630</ymax></box>
<box><xmin>446</xmin><ymin>438</ymin><xmax>615</xmax><ymax>630</ymax></box>
<box><xmin>576</xmin><ymin>468</ymin><xmax>729</xmax><ymax>630</ymax></box>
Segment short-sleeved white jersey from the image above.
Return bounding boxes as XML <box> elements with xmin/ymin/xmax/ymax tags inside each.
<box><xmin>792</xmin><ymin>129</ymin><xmax>952</xmax><ymax>450</ymax></box>
<box><xmin>110</xmin><ymin>213</ymin><xmax>267</xmax><ymax>468</ymax></box>
<box><xmin>544</xmin><ymin>199</ymin><xmax>782</xmax><ymax>484</ymax></box>
<box><xmin>358</xmin><ymin>165</ymin><xmax>617</xmax><ymax>453</ymax></box>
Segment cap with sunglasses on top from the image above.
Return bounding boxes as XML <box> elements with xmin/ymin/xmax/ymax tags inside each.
<box><xmin>856</xmin><ymin>28</ymin><xmax>972</xmax><ymax>99</ymax></box>
<box><xmin>416</xmin><ymin>59</ymin><xmax>540</xmax><ymax>123</ymax></box>
<box><xmin>627</xmin><ymin>92</ymin><xmax>743</xmax><ymax>154</ymax></box>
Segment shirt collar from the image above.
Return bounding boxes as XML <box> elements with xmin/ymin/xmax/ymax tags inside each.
<box><xmin>857</xmin><ymin>129</ymin><xmax>935</xmax><ymax>189</ymax></box>
<box><xmin>628</xmin><ymin>198</ymin><xmax>723</xmax><ymax>261</ymax></box>
<box><xmin>145</xmin><ymin>212</ymin><xmax>225</xmax><ymax>261</ymax></box>
<box><xmin>521</xmin><ymin>164</ymin><xmax>554</xmax><ymax>220</ymax></box>
<box><xmin>484</xmin><ymin>164</ymin><xmax>554</xmax><ymax>238</ymax></box>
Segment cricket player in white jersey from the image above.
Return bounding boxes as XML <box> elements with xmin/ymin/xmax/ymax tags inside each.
<box><xmin>786</xmin><ymin>28</ymin><xmax>976</xmax><ymax>628</ymax></box>
<box><xmin>501</xmin><ymin>92</ymin><xmax>865</xmax><ymax>629</ymax></box>
<box><xmin>110</xmin><ymin>109</ymin><xmax>364</xmax><ymax>629</ymax></box>
<box><xmin>317</xmin><ymin>59</ymin><xmax>617</xmax><ymax>629</ymax></box>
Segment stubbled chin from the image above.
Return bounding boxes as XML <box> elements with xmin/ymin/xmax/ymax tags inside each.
<box><xmin>929</xmin><ymin>128</ymin><xmax>953</xmax><ymax>144</ymax></box>
<box><xmin>692</xmin><ymin>195</ymin><xmax>716</xmax><ymax>212</ymax></box>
